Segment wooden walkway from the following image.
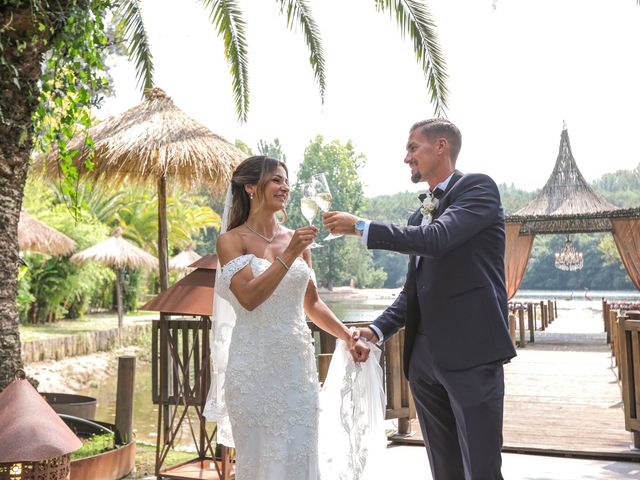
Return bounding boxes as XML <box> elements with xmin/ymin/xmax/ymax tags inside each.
<box><xmin>391</xmin><ymin>301</ymin><xmax>639</xmax><ymax>460</ymax></box>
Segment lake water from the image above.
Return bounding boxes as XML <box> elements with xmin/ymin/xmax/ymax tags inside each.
<box><xmin>81</xmin><ymin>289</ymin><xmax>638</xmax><ymax>448</ymax></box>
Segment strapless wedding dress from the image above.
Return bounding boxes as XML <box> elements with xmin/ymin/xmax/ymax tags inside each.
<box><xmin>204</xmin><ymin>254</ymin><xmax>386</xmax><ymax>480</ymax></box>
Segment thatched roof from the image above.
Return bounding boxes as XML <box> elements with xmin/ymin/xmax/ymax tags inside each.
<box><xmin>506</xmin><ymin>127</ymin><xmax>640</xmax><ymax>234</ymax></box>
<box><xmin>38</xmin><ymin>88</ymin><xmax>245</xmax><ymax>190</ymax></box>
<box><xmin>0</xmin><ymin>377</ymin><xmax>81</xmax><ymax>462</ymax></box>
<box><xmin>169</xmin><ymin>246</ymin><xmax>202</xmax><ymax>272</ymax></box>
<box><xmin>18</xmin><ymin>210</ymin><xmax>76</xmax><ymax>256</ymax></box>
<box><xmin>70</xmin><ymin>227</ymin><xmax>158</xmax><ymax>270</ymax></box>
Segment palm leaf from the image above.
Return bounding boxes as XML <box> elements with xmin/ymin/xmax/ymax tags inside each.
<box><xmin>114</xmin><ymin>0</ymin><xmax>155</xmax><ymax>94</ymax></box>
<box><xmin>275</xmin><ymin>0</ymin><xmax>326</xmax><ymax>102</ymax></box>
<box><xmin>374</xmin><ymin>0</ymin><xmax>448</xmax><ymax>116</ymax></box>
<box><xmin>202</xmin><ymin>0</ymin><xmax>250</xmax><ymax>122</ymax></box>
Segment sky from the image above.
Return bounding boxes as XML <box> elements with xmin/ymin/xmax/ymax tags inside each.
<box><xmin>100</xmin><ymin>0</ymin><xmax>640</xmax><ymax>197</ymax></box>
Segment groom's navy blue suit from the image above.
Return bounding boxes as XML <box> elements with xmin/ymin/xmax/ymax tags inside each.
<box><xmin>369</xmin><ymin>171</ymin><xmax>516</xmax><ymax>480</ymax></box>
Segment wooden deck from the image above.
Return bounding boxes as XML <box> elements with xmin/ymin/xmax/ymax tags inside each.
<box><xmin>391</xmin><ymin>301</ymin><xmax>640</xmax><ymax>460</ymax></box>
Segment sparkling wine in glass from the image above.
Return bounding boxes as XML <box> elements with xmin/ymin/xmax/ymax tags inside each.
<box><xmin>300</xmin><ymin>183</ymin><xmax>322</xmax><ymax>249</ymax></box>
<box><xmin>312</xmin><ymin>173</ymin><xmax>343</xmax><ymax>240</ymax></box>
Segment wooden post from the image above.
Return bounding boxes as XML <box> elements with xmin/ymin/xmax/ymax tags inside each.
<box><xmin>554</xmin><ymin>298</ymin><xmax>558</xmax><ymax>318</ymax></box>
<box><xmin>603</xmin><ymin>300</ymin><xmax>611</xmax><ymax>343</ymax></box>
<box><xmin>115</xmin><ymin>267</ymin><xmax>124</xmax><ymax>329</ymax></box>
<box><xmin>539</xmin><ymin>301</ymin><xmax>545</xmax><ymax>331</ymax></box>
<box><xmin>115</xmin><ymin>356</ymin><xmax>136</xmax><ymax>445</ymax></box>
<box><xmin>527</xmin><ymin>303</ymin><xmax>536</xmax><ymax>334</ymax></box>
<box><xmin>527</xmin><ymin>303</ymin><xmax>535</xmax><ymax>342</ymax></box>
<box><xmin>518</xmin><ymin>308</ymin><xmax>526</xmax><ymax>348</ymax></box>
<box><xmin>547</xmin><ymin>300</ymin><xmax>554</xmax><ymax>323</ymax></box>
<box><xmin>508</xmin><ymin>314</ymin><xmax>516</xmax><ymax>347</ymax></box>
<box><xmin>318</xmin><ymin>353</ymin><xmax>332</xmax><ymax>384</ymax></box>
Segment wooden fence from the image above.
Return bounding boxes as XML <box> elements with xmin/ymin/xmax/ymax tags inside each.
<box><xmin>21</xmin><ymin>323</ymin><xmax>152</xmax><ymax>363</ymax></box>
<box><xmin>616</xmin><ymin>310</ymin><xmax>640</xmax><ymax>448</ymax></box>
<box><xmin>307</xmin><ymin>321</ymin><xmax>416</xmax><ymax>435</ymax></box>
<box><xmin>507</xmin><ymin>299</ymin><xmax>557</xmax><ymax>348</ymax></box>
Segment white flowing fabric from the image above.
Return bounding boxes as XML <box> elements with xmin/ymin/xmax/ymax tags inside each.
<box><xmin>203</xmin><ymin>185</ymin><xmax>387</xmax><ymax>479</ymax></box>
<box><xmin>203</xmin><ymin>185</ymin><xmax>235</xmax><ymax>447</ymax></box>
<box><xmin>319</xmin><ymin>339</ymin><xmax>387</xmax><ymax>480</ymax></box>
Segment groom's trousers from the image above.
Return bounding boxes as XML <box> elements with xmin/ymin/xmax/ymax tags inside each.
<box><xmin>408</xmin><ymin>333</ymin><xmax>505</xmax><ymax>480</ymax></box>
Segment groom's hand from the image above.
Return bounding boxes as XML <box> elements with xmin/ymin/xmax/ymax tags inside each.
<box><xmin>356</xmin><ymin>327</ymin><xmax>379</xmax><ymax>344</ymax></box>
<box><xmin>322</xmin><ymin>211</ymin><xmax>358</xmax><ymax>236</ymax></box>
<box><xmin>350</xmin><ymin>339</ymin><xmax>370</xmax><ymax>363</ymax></box>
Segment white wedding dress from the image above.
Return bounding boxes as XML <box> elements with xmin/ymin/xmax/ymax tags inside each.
<box><xmin>204</xmin><ymin>253</ymin><xmax>387</xmax><ymax>480</ymax></box>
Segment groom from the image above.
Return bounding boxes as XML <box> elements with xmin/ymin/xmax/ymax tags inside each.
<box><xmin>323</xmin><ymin>118</ymin><xmax>516</xmax><ymax>479</ymax></box>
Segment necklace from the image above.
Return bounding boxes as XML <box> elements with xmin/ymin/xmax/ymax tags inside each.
<box><xmin>245</xmin><ymin>223</ymin><xmax>279</xmax><ymax>244</ymax></box>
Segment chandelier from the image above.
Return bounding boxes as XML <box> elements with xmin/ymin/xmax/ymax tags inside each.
<box><xmin>554</xmin><ymin>235</ymin><xmax>583</xmax><ymax>271</ymax></box>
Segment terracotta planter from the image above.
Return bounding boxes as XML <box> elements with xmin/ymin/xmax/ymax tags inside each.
<box><xmin>70</xmin><ymin>440</ymin><xmax>136</xmax><ymax>480</ymax></box>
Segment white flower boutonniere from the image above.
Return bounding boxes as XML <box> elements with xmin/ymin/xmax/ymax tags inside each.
<box><xmin>419</xmin><ymin>193</ymin><xmax>440</xmax><ymax>224</ymax></box>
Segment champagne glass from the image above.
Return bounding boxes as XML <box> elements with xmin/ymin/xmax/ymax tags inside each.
<box><xmin>312</xmin><ymin>173</ymin><xmax>343</xmax><ymax>240</ymax></box>
<box><xmin>300</xmin><ymin>183</ymin><xmax>322</xmax><ymax>249</ymax></box>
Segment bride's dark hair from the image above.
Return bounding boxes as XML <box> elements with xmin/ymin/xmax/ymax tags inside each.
<box><xmin>227</xmin><ymin>156</ymin><xmax>289</xmax><ymax>231</ymax></box>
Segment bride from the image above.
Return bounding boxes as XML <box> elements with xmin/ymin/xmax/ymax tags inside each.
<box><xmin>204</xmin><ymin>156</ymin><xmax>386</xmax><ymax>479</ymax></box>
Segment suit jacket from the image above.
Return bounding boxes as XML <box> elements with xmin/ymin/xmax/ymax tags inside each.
<box><xmin>369</xmin><ymin>171</ymin><xmax>517</xmax><ymax>377</ymax></box>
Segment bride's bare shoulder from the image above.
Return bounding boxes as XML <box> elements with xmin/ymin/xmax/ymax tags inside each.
<box><xmin>216</xmin><ymin>229</ymin><xmax>245</xmax><ymax>261</ymax></box>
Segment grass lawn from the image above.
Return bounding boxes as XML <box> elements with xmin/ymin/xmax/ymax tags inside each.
<box><xmin>20</xmin><ymin>311</ymin><xmax>158</xmax><ymax>342</ymax></box>
<box><xmin>124</xmin><ymin>443</ymin><xmax>198</xmax><ymax>479</ymax></box>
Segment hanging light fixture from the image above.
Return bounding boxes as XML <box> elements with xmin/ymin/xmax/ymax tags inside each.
<box><xmin>554</xmin><ymin>235</ymin><xmax>584</xmax><ymax>271</ymax></box>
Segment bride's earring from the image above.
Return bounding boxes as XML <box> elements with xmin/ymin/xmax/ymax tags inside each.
<box><xmin>249</xmin><ymin>192</ymin><xmax>254</xmax><ymax>200</ymax></box>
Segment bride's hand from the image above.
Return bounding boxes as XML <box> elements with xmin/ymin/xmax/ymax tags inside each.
<box><xmin>284</xmin><ymin>226</ymin><xmax>318</xmax><ymax>257</ymax></box>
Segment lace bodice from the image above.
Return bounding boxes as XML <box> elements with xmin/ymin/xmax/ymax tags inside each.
<box><xmin>218</xmin><ymin>254</ymin><xmax>316</xmax><ymax>336</ymax></box>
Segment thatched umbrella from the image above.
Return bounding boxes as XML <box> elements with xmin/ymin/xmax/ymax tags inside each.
<box><xmin>71</xmin><ymin>227</ymin><xmax>157</xmax><ymax>328</ymax></box>
<box><xmin>39</xmin><ymin>87</ymin><xmax>244</xmax><ymax>293</ymax></box>
<box><xmin>18</xmin><ymin>210</ymin><xmax>76</xmax><ymax>256</ymax></box>
<box><xmin>169</xmin><ymin>245</ymin><xmax>202</xmax><ymax>275</ymax></box>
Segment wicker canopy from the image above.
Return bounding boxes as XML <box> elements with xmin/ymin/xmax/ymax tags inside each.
<box><xmin>38</xmin><ymin>88</ymin><xmax>243</xmax><ymax>191</ymax></box>
<box><xmin>504</xmin><ymin>126</ymin><xmax>640</xmax><ymax>299</ymax></box>
<box><xmin>70</xmin><ymin>227</ymin><xmax>157</xmax><ymax>270</ymax></box>
<box><xmin>506</xmin><ymin>127</ymin><xmax>640</xmax><ymax>235</ymax></box>
<box><xmin>71</xmin><ymin>227</ymin><xmax>157</xmax><ymax>328</ymax></box>
<box><xmin>169</xmin><ymin>246</ymin><xmax>202</xmax><ymax>273</ymax></box>
<box><xmin>18</xmin><ymin>211</ymin><xmax>75</xmax><ymax>256</ymax></box>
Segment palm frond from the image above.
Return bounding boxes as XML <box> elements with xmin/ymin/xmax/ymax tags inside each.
<box><xmin>275</xmin><ymin>0</ymin><xmax>326</xmax><ymax>102</ymax></box>
<box><xmin>114</xmin><ymin>0</ymin><xmax>155</xmax><ymax>94</ymax></box>
<box><xmin>202</xmin><ymin>0</ymin><xmax>250</xmax><ymax>122</ymax></box>
<box><xmin>374</xmin><ymin>0</ymin><xmax>448</xmax><ymax>116</ymax></box>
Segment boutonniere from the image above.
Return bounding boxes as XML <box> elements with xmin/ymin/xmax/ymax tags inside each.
<box><xmin>418</xmin><ymin>188</ymin><xmax>443</xmax><ymax>224</ymax></box>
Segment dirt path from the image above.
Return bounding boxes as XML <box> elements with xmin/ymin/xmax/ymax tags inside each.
<box><xmin>24</xmin><ymin>345</ymin><xmax>143</xmax><ymax>393</ymax></box>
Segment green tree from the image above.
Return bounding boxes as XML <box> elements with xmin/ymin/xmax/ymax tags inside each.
<box><xmin>364</xmin><ymin>191</ymin><xmax>417</xmax><ymax>287</ymax></box>
<box><xmin>257</xmin><ymin>138</ymin><xmax>287</xmax><ymax>162</ymax></box>
<box><xmin>287</xmin><ymin>136</ymin><xmax>385</xmax><ymax>288</ymax></box>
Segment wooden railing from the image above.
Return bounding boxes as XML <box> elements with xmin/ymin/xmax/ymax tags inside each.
<box><xmin>507</xmin><ymin>299</ymin><xmax>557</xmax><ymax>348</ymax></box>
<box><xmin>616</xmin><ymin>310</ymin><xmax>640</xmax><ymax>448</ymax></box>
<box><xmin>307</xmin><ymin>321</ymin><xmax>416</xmax><ymax>435</ymax></box>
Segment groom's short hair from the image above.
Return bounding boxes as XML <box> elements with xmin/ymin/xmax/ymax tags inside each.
<box><xmin>411</xmin><ymin>119</ymin><xmax>462</xmax><ymax>163</ymax></box>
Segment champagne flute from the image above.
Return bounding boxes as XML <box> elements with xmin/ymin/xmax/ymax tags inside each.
<box><xmin>300</xmin><ymin>183</ymin><xmax>322</xmax><ymax>249</ymax></box>
<box><xmin>312</xmin><ymin>173</ymin><xmax>343</xmax><ymax>240</ymax></box>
